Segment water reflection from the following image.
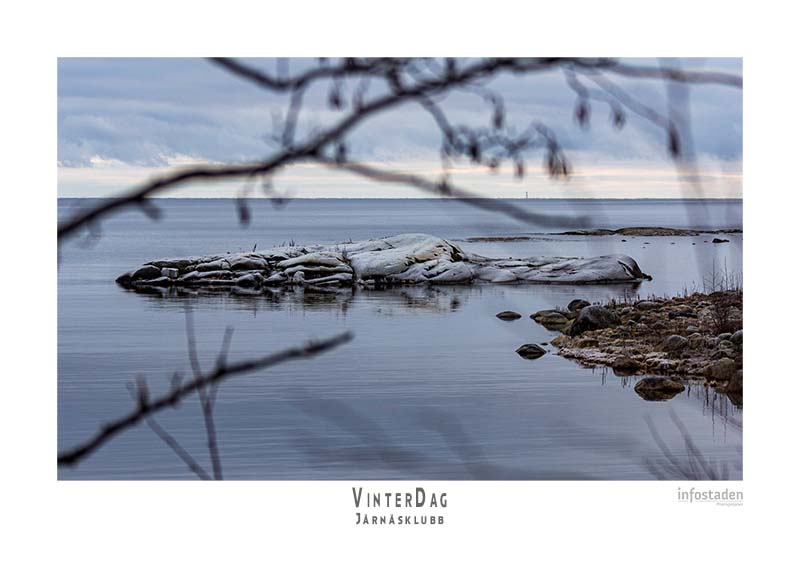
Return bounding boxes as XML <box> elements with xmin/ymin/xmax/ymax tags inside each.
<box><xmin>278</xmin><ymin>385</ymin><xmax>741</xmax><ymax>480</ymax></box>
<box><xmin>129</xmin><ymin>281</ymin><xmax>642</xmax><ymax>317</ymax></box>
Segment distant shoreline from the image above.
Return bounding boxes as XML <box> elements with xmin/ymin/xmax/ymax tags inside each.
<box><xmin>465</xmin><ymin>227</ymin><xmax>742</xmax><ymax>242</ymax></box>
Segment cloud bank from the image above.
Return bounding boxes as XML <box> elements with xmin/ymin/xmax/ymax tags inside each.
<box><xmin>57</xmin><ymin>58</ymin><xmax>742</xmax><ymax>198</ymax></box>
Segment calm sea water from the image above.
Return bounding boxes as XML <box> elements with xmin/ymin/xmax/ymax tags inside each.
<box><xmin>58</xmin><ymin>199</ymin><xmax>743</xmax><ymax>480</ymax></box>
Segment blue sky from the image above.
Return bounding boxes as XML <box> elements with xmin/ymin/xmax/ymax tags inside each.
<box><xmin>57</xmin><ymin>58</ymin><xmax>742</xmax><ymax>198</ymax></box>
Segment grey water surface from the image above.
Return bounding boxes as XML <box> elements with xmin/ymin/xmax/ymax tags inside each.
<box><xmin>58</xmin><ymin>199</ymin><xmax>743</xmax><ymax>479</ymax></box>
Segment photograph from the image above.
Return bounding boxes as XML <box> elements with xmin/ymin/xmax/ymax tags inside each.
<box><xmin>56</xmin><ymin>57</ymin><xmax>743</xmax><ymax>481</ymax></box>
<box><xmin>9</xmin><ymin>1</ymin><xmax>800</xmax><ymax>568</ymax></box>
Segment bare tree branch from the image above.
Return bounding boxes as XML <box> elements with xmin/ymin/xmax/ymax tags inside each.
<box><xmin>313</xmin><ymin>156</ymin><xmax>590</xmax><ymax>228</ymax></box>
<box><xmin>125</xmin><ymin>381</ymin><xmax>212</xmax><ymax>480</ymax></box>
<box><xmin>57</xmin><ymin>331</ymin><xmax>354</xmax><ymax>467</ymax></box>
<box><xmin>58</xmin><ymin>57</ymin><xmax>742</xmax><ymax>245</ymax></box>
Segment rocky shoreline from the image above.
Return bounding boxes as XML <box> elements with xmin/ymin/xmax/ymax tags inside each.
<box><xmin>527</xmin><ymin>292</ymin><xmax>743</xmax><ymax>403</ymax></box>
<box><xmin>556</xmin><ymin>227</ymin><xmax>742</xmax><ymax>237</ymax></box>
<box><xmin>116</xmin><ymin>233</ymin><xmax>652</xmax><ymax>294</ymax></box>
<box><xmin>465</xmin><ymin>227</ymin><xmax>742</xmax><ymax>242</ymax></box>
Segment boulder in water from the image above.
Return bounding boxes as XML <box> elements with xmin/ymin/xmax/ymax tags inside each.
<box><xmin>496</xmin><ymin>311</ymin><xmax>522</xmax><ymax>321</ymax></box>
<box><xmin>567</xmin><ymin>299</ymin><xmax>590</xmax><ymax>313</ymax></box>
<box><xmin>634</xmin><ymin>376</ymin><xmax>685</xmax><ymax>401</ymax></box>
<box><xmin>516</xmin><ymin>344</ymin><xmax>547</xmax><ymax>359</ymax></box>
<box><xmin>611</xmin><ymin>356</ymin><xmax>641</xmax><ymax>374</ymax></box>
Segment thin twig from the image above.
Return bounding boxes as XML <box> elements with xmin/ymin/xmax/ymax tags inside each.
<box><xmin>313</xmin><ymin>156</ymin><xmax>590</xmax><ymax>228</ymax></box>
<box><xmin>125</xmin><ymin>382</ymin><xmax>211</xmax><ymax>480</ymax></box>
<box><xmin>57</xmin><ymin>331</ymin><xmax>354</xmax><ymax>467</ymax></box>
<box><xmin>59</xmin><ymin>58</ymin><xmax>740</xmax><ymax>244</ymax></box>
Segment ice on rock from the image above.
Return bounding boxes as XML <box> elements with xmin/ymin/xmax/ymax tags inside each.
<box><xmin>117</xmin><ymin>233</ymin><xmax>651</xmax><ymax>291</ymax></box>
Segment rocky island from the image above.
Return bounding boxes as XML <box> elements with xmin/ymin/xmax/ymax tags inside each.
<box><xmin>116</xmin><ymin>233</ymin><xmax>652</xmax><ymax>293</ymax></box>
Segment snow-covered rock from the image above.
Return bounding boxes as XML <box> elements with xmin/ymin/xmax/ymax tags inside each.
<box><xmin>116</xmin><ymin>233</ymin><xmax>651</xmax><ymax>291</ymax></box>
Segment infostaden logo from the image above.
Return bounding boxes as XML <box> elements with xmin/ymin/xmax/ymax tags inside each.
<box><xmin>677</xmin><ymin>487</ymin><xmax>743</xmax><ymax>506</ymax></box>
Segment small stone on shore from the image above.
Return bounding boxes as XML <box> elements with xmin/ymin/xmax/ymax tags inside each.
<box><xmin>705</xmin><ymin>357</ymin><xmax>737</xmax><ymax>382</ymax></box>
<box><xmin>568</xmin><ymin>305</ymin><xmax>619</xmax><ymax>337</ymax></box>
<box><xmin>662</xmin><ymin>334</ymin><xmax>689</xmax><ymax>354</ymax></box>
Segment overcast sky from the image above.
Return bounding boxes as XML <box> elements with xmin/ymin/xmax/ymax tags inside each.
<box><xmin>57</xmin><ymin>58</ymin><xmax>742</xmax><ymax>199</ymax></box>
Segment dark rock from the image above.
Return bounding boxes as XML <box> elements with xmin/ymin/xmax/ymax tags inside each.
<box><xmin>141</xmin><ymin>276</ymin><xmax>172</xmax><ymax>287</ymax></box>
<box><xmin>612</xmin><ymin>356</ymin><xmax>641</xmax><ymax>374</ymax></box>
<box><xmin>662</xmin><ymin>334</ymin><xmax>688</xmax><ymax>354</ymax></box>
<box><xmin>731</xmin><ymin>330</ymin><xmax>743</xmax><ymax>345</ymax></box>
<box><xmin>496</xmin><ymin>311</ymin><xmax>522</xmax><ymax>321</ymax></box>
<box><xmin>568</xmin><ymin>306</ymin><xmax>619</xmax><ymax>336</ymax></box>
<box><xmin>717</xmin><ymin>333</ymin><xmax>732</xmax><ymax>342</ymax></box>
<box><xmin>717</xmin><ymin>340</ymin><xmax>735</xmax><ymax>352</ymax></box>
<box><xmin>515</xmin><ymin>344</ymin><xmax>547</xmax><ymax>359</ymax></box>
<box><xmin>705</xmin><ymin>358</ymin><xmax>737</xmax><ymax>382</ymax></box>
<box><xmin>669</xmin><ymin>304</ymin><xmax>696</xmax><ymax>318</ymax></box>
<box><xmin>725</xmin><ymin>369</ymin><xmax>743</xmax><ymax>394</ymax></box>
<box><xmin>531</xmin><ymin>309</ymin><xmax>562</xmax><ymax>321</ymax></box>
<box><xmin>236</xmin><ymin>273</ymin><xmax>263</xmax><ymax>288</ymax></box>
<box><xmin>688</xmin><ymin>333</ymin><xmax>706</xmax><ymax>349</ymax></box>
<box><xmin>130</xmin><ymin>264</ymin><xmax>162</xmax><ymax>281</ymax></box>
<box><xmin>196</xmin><ymin>270</ymin><xmax>233</xmax><ymax>281</ymax></box>
<box><xmin>635</xmin><ymin>300</ymin><xmax>661</xmax><ymax>311</ymax></box>
<box><xmin>567</xmin><ymin>299</ymin><xmax>591</xmax><ymax>313</ymax></box>
<box><xmin>532</xmin><ymin>311</ymin><xmax>570</xmax><ymax>330</ymax></box>
<box><xmin>712</xmin><ymin>348</ymin><xmax>735</xmax><ymax>360</ymax></box>
<box><xmin>712</xmin><ymin>238</ymin><xmax>730</xmax><ymax>244</ymax></box>
<box><xmin>634</xmin><ymin>376</ymin><xmax>686</xmax><ymax>401</ymax></box>
<box><xmin>115</xmin><ymin>272</ymin><xmax>133</xmax><ymax>286</ymax></box>
<box><xmin>148</xmin><ymin>258</ymin><xmax>194</xmax><ymax>270</ymax></box>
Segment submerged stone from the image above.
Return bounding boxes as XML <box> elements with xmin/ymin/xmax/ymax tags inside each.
<box><xmin>516</xmin><ymin>344</ymin><xmax>547</xmax><ymax>359</ymax></box>
<box><xmin>611</xmin><ymin>356</ymin><xmax>641</xmax><ymax>374</ymax></box>
<box><xmin>496</xmin><ymin>311</ymin><xmax>522</xmax><ymax>321</ymax></box>
<box><xmin>634</xmin><ymin>376</ymin><xmax>685</xmax><ymax>401</ymax></box>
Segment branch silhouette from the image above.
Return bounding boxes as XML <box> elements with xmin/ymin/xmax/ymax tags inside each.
<box><xmin>313</xmin><ymin>156</ymin><xmax>590</xmax><ymax>228</ymax></box>
<box><xmin>57</xmin><ymin>57</ymin><xmax>743</xmax><ymax>478</ymax></box>
<box><xmin>57</xmin><ymin>57</ymin><xmax>742</xmax><ymax>244</ymax></box>
<box><xmin>57</xmin><ymin>330</ymin><xmax>354</xmax><ymax>467</ymax></box>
